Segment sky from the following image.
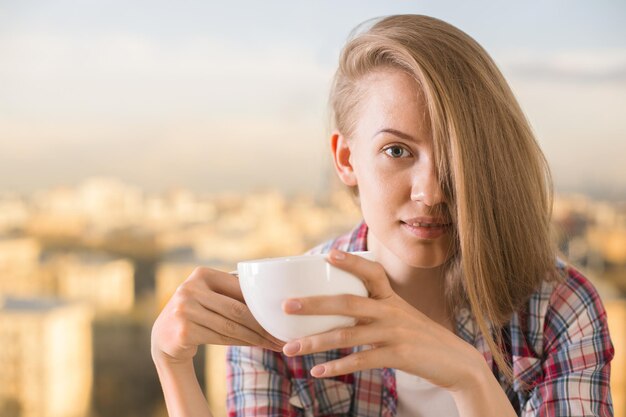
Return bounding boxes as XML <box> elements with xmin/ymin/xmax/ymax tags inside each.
<box><xmin>1</xmin><ymin>0</ymin><xmax>625</xmax><ymax>199</ymax></box>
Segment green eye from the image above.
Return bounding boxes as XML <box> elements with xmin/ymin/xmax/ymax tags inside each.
<box><xmin>383</xmin><ymin>145</ymin><xmax>411</xmax><ymax>158</ymax></box>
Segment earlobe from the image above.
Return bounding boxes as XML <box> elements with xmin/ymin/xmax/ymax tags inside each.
<box><xmin>330</xmin><ymin>132</ymin><xmax>358</xmax><ymax>187</ymax></box>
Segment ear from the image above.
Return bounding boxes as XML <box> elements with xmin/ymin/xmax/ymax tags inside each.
<box><xmin>330</xmin><ymin>131</ymin><xmax>358</xmax><ymax>187</ymax></box>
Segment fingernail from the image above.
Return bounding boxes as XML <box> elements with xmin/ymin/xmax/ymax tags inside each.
<box><xmin>330</xmin><ymin>250</ymin><xmax>346</xmax><ymax>261</ymax></box>
<box><xmin>311</xmin><ymin>365</ymin><xmax>325</xmax><ymax>377</ymax></box>
<box><xmin>284</xmin><ymin>299</ymin><xmax>302</xmax><ymax>312</ymax></box>
<box><xmin>283</xmin><ymin>341</ymin><xmax>301</xmax><ymax>355</ymax></box>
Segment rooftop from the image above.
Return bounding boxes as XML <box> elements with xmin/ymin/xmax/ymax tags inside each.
<box><xmin>0</xmin><ymin>296</ymin><xmax>70</xmax><ymax>312</ymax></box>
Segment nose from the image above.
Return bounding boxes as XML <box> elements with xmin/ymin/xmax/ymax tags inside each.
<box><xmin>410</xmin><ymin>160</ymin><xmax>444</xmax><ymax>207</ymax></box>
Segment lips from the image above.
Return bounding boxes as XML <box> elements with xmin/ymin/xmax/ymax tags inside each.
<box><xmin>402</xmin><ymin>216</ymin><xmax>451</xmax><ymax>227</ymax></box>
<box><xmin>400</xmin><ymin>219</ymin><xmax>451</xmax><ymax>239</ymax></box>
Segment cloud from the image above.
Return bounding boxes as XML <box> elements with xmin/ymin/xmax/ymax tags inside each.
<box><xmin>496</xmin><ymin>48</ymin><xmax>626</xmax><ymax>83</ymax></box>
<box><xmin>0</xmin><ymin>31</ymin><xmax>335</xmax><ymax>193</ymax></box>
<box><xmin>0</xmin><ymin>31</ymin><xmax>334</xmax><ymax>147</ymax></box>
<box><xmin>0</xmin><ymin>31</ymin><xmax>333</xmax><ymax>122</ymax></box>
<box><xmin>487</xmin><ymin>48</ymin><xmax>626</xmax><ymax>196</ymax></box>
<box><xmin>2</xmin><ymin>36</ymin><xmax>625</xmax><ymax>196</ymax></box>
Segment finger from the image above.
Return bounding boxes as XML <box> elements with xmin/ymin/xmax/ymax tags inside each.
<box><xmin>282</xmin><ymin>324</ymin><xmax>387</xmax><ymax>357</ymax></box>
<box><xmin>180</xmin><ymin>301</ymin><xmax>284</xmax><ymax>350</ymax></box>
<box><xmin>309</xmin><ymin>347</ymin><xmax>390</xmax><ymax>378</ymax></box>
<box><xmin>326</xmin><ymin>249</ymin><xmax>394</xmax><ymax>300</ymax></box>
<box><xmin>194</xmin><ymin>289</ymin><xmax>284</xmax><ymax>346</ymax></box>
<box><xmin>183</xmin><ymin>321</ymin><xmax>282</xmax><ymax>352</ymax></box>
<box><xmin>282</xmin><ymin>294</ymin><xmax>389</xmax><ymax>321</ymax></box>
<box><xmin>190</xmin><ymin>267</ymin><xmax>245</xmax><ymax>303</ymax></box>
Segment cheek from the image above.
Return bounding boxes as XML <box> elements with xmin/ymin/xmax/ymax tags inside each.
<box><xmin>357</xmin><ymin>166</ymin><xmax>405</xmax><ymax>216</ymax></box>
<box><xmin>361</xmin><ymin>161</ymin><xmax>407</xmax><ymax>198</ymax></box>
<box><xmin>363</xmin><ymin>172</ymin><xmax>391</xmax><ymax>193</ymax></box>
<box><xmin>356</xmin><ymin>154</ymin><xmax>394</xmax><ymax>184</ymax></box>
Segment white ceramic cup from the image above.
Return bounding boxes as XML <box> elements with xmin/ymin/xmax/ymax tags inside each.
<box><xmin>237</xmin><ymin>251</ymin><xmax>374</xmax><ymax>342</ymax></box>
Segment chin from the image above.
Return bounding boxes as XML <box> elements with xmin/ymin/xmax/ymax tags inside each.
<box><xmin>387</xmin><ymin>223</ymin><xmax>453</xmax><ymax>268</ymax></box>
<box><xmin>392</xmin><ymin>245</ymin><xmax>446</xmax><ymax>269</ymax></box>
<box><xmin>408</xmin><ymin>256</ymin><xmax>447</xmax><ymax>269</ymax></box>
<box><xmin>393</xmin><ymin>239</ymin><xmax>449</xmax><ymax>268</ymax></box>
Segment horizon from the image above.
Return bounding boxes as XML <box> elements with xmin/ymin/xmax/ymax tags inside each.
<box><xmin>1</xmin><ymin>175</ymin><xmax>624</xmax><ymax>205</ymax></box>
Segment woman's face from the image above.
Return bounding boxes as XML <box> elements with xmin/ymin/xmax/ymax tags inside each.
<box><xmin>332</xmin><ymin>69</ymin><xmax>454</xmax><ymax>268</ymax></box>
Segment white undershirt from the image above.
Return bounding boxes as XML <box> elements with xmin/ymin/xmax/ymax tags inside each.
<box><xmin>395</xmin><ymin>369</ymin><xmax>460</xmax><ymax>417</ymax></box>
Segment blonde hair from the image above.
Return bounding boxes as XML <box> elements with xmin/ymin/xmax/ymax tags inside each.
<box><xmin>329</xmin><ymin>14</ymin><xmax>565</xmax><ymax>386</ymax></box>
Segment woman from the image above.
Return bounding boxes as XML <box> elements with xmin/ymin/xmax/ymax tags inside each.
<box><xmin>151</xmin><ymin>15</ymin><xmax>614</xmax><ymax>416</ymax></box>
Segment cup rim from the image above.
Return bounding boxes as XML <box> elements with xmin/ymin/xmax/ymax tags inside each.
<box><xmin>237</xmin><ymin>250</ymin><xmax>372</xmax><ymax>267</ymax></box>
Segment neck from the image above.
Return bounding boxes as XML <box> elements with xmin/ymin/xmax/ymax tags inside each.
<box><xmin>366</xmin><ymin>228</ymin><xmax>450</xmax><ymax>323</ymax></box>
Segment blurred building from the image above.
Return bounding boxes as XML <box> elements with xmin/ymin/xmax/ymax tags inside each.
<box><xmin>91</xmin><ymin>314</ymin><xmax>163</xmax><ymax>417</ymax></box>
<box><xmin>605</xmin><ymin>299</ymin><xmax>626</xmax><ymax>417</ymax></box>
<box><xmin>0</xmin><ymin>237</ymin><xmax>40</xmax><ymax>273</ymax></box>
<box><xmin>0</xmin><ymin>237</ymin><xmax>52</xmax><ymax>297</ymax></box>
<box><xmin>0</xmin><ymin>297</ymin><xmax>93</xmax><ymax>417</ymax></box>
<box><xmin>157</xmin><ymin>262</ymin><xmax>232</xmax><ymax>416</ymax></box>
<box><xmin>2</xmin><ymin>178</ymin><xmax>624</xmax><ymax>417</ymax></box>
<box><xmin>156</xmin><ymin>255</ymin><xmax>233</xmax><ymax>417</ymax></box>
<box><xmin>27</xmin><ymin>187</ymin><xmax>88</xmax><ymax>239</ymax></box>
<box><xmin>144</xmin><ymin>188</ymin><xmax>217</xmax><ymax>232</ymax></box>
<box><xmin>206</xmin><ymin>344</ymin><xmax>228</xmax><ymax>417</ymax></box>
<box><xmin>77</xmin><ymin>177</ymin><xmax>144</xmax><ymax>232</ymax></box>
<box><xmin>27</xmin><ymin>177</ymin><xmax>144</xmax><ymax>240</ymax></box>
<box><xmin>286</xmin><ymin>190</ymin><xmax>361</xmax><ymax>250</ymax></box>
<box><xmin>587</xmin><ymin>227</ymin><xmax>626</xmax><ymax>266</ymax></box>
<box><xmin>194</xmin><ymin>190</ymin><xmax>312</xmax><ymax>262</ymax></box>
<box><xmin>156</xmin><ymin>223</ymin><xmax>214</xmax><ymax>254</ymax></box>
<box><xmin>55</xmin><ymin>253</ymin><xmax>135</xmax><ymax>315</ymax></box>
<box><xmin>156</xmin><ymin>246</ymin><xmax>234</xmax><ymax>308</ymax></box>
<box><xmin>157</xmin><ymin>187</ymin><xmax>362</xmax><ymax>263</ymax></box>
<box><xmin>156</xmin><ymin>262</ymin><xmax>198</xmax><ymax>310</ymax></box>
<box><xmin>0</xmin><ymin>193</ymin><xmax>29</xmax><ymax>234</ymax></box>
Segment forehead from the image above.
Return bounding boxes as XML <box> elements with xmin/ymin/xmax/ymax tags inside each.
<box><xmin>354</xmin><ymin>69</ymin><xmax>429</xmax><ymax>136</ymax></box>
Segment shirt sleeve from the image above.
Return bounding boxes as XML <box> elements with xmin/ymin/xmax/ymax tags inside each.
<box><xmin>520</xmin><ymin>268</ymin><xmax>615</xmax><ymax>416</ymax></box>
<box><xmin>226</xmin><ymin>345</ymin><xmax>301</xmax><ymax>417</ymax></box>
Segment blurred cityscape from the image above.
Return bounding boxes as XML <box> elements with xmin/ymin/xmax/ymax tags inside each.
<box><xmin>0</xmin><ymin>177</ymin><xmax>625</xmax><ymax>417</ymax></box>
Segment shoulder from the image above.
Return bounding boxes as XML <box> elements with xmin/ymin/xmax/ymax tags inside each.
<box><xmin>519</xmin><ymin>260</ymin><xmax>612</xmax><ymax>353</ymax></box>
<box><xmin>535</xmin><ymin>261</ymin><xmax>608</xmax><ymax>331</ymax></box>
<box><xmin>304</xmin><ymin>219</ymin><xmax>368</xmax><ymax>255</ymax></box>
<box><xmin>510</xmin><ymin>259</ymin><xmax>614</xmax><ymax>365</ymax></box>
<box><xmin>541</xmin><ymin>262</ymin><xmax>613</xmax><ymax>355</ymax></box>
<box><xmin>501</xmin><ymin>260</ymin><xmax>612</xmax><ymax>360</ymax></box>
<box><xmin>502</xmin><ymin>261</ymin><xmax>614</xmax><ymax>402</ymax></box>
<box><xmin>508</xmin><ymin>265</ymin><xmax>615</xmax><ymax>413</ymax></box>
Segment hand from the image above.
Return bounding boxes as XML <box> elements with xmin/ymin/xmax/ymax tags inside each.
<box><xmin>280</xmin><ymin>249</ymin><xmax>486</xmax><ymax>392</ymax></box>
<box><xmin>151</xmin><ymin>267</ymin><xmax>285</xmax><ymax>366</ymax></box>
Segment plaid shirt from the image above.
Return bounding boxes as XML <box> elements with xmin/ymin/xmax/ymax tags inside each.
<box><xmin>227</xmin><ymin>220</ymin><xmax>614</xmax><ymax>416</ymax></box>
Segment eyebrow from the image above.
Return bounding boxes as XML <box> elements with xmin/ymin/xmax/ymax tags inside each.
<box><xmin>372</xmin><ymin>128</ymin><xmax>419</xmax><ymax>142</ymax></box>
